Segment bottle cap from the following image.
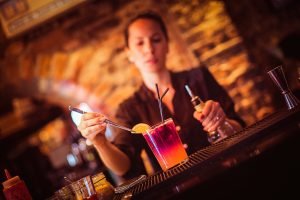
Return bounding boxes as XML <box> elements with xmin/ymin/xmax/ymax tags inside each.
<box><xmin>2</xmin><ymin>169</ymin><xmax>21</xmax><ymax>189</ymax></box>
<box><xmin>4</xmin><ymin>169</ymin><xmax>11</xmax><ymax>179</ymax></box>
<box><xmin>2</xmin><ymin>176</ymin><xmax>21</xmax><ymax>188</ymax></box>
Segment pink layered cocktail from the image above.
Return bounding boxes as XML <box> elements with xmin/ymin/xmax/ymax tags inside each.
<box><xmin>143</xmin><ymin>118</ymin><xmax>188</xmax><ymax>171</ymax></box>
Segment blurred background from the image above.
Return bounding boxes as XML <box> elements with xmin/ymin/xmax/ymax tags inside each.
<box><xmin>0</xmin><ymin>0</ymin><xmax>300</xmax><ymax>199</ymax></box>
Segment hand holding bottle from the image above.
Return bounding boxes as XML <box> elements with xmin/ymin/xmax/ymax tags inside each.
<box><xmin>185</xmin><ymin>85</ymin><xmax>235</xmax><ymax>143</ymax></box>
<box><xmin>193</xmin><ymin>100</ymin><xmax>226</xmax><ymax>132</ymax></box>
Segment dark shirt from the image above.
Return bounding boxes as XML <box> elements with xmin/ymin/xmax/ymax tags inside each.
<box><xmin>112</xmin><ymin>66</ymin><xmax>245</xmax><ymax>179</ymax></box>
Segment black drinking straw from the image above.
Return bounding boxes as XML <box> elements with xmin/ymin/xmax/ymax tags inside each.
<box><xmin>155</xmin><ymin>83</ymin><xmax>169</xmax><ymax>123</ymax></box>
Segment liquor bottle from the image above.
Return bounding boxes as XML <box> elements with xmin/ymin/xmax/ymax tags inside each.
<box><xmin>185</xmin><ymin>85</ymin><xmax>234</xmax><ymax>144</ymax></box>
<box><xmin>2</xmin><ymin>169</ymin><xmax>32</xmax><ymax>200</ymax></box>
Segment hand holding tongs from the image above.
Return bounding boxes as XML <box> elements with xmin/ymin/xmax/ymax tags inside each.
<box><xmin>68</xmin><ymin>106</ymin><xmax>134</xmax><ymax>133</ymax></box>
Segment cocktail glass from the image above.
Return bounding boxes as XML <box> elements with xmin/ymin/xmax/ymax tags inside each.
<box><xmin>143</xmin><ymin>118</ymin><xmax>188</xmax><ymax>171</ymax></box>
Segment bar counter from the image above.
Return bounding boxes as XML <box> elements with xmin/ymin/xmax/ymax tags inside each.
<box><xmin>112</xmin><ymin>106</ymin><xmax>300</xmax><ymax>200</ymax></box>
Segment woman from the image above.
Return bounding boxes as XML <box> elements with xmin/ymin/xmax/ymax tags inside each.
<box><xmin>78</xmin><ymin>11</ymin><xmax>245</xmax><ymax>181</ymax></box>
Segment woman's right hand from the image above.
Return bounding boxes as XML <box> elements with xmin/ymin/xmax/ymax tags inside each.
<box><xmin>77</xmin><ymin>112</ymin><xmax>107</xmax><ymax>145</ymax></box>
<box><xmin>193</xmin><ymin>100</ymin><xmax>226</xmax><ymax>133</ymax></box>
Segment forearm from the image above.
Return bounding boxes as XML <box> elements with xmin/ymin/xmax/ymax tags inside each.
<box><xmin>93</xmin><ymin>139</ymin><xmax>131</xmax><ymax>176</ymax></box>
<box><xmin>77</xmin><ymin>112</ymin><xmax>132</xmax><ymax>176</ymax></box>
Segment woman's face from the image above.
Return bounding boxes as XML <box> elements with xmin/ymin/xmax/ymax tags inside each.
<box><xmin>126</xmin><ymin>18</ymin><xmax>169</xmax><ymax>74</ymax></box>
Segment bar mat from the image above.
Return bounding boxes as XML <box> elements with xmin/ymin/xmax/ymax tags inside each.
<box><xmin>114</xmin><ymin>175</ymin><xmax>147</xmax><ymax>194</ymax></box>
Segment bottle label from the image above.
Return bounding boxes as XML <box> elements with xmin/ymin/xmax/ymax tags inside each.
<box><xmin>194</xmin><ymin>104</ymin><xmax>204</xmax><ymax>113</ymax></box>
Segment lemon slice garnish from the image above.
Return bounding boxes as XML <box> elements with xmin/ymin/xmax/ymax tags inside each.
<box><xmin>132</xmin><ymin>123</ymin><xmax>150</xmax><ymax>134</ymax></box>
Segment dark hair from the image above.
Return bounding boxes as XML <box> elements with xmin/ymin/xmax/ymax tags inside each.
<box><xmin>124</xmin><ymin>11</ymin><xmax>169</xmax><ymax>47</ymax></box>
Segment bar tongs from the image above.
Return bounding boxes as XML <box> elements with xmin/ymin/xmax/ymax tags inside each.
<box><xmin>68</xmin><ymin>106</ymin><xmax>135</xmax><ymax>133</ymax></box>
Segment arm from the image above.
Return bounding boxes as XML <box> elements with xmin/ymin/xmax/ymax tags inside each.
<box><xmin>77</xmin><ymin>113</ymin><xmax>131</xmax><ymax>176</ymax></box>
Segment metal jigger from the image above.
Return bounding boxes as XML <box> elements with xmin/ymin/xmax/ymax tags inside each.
<box><xmin>267</xmin><ymin>65</ymin><xmax>299</xmax><ymax>110</ymax></box>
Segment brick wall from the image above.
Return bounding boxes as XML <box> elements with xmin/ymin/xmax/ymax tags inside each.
<box><xmin>0</xmin><ymin>0</ymin><xmax>282</xmax><ymax>125</ymax></box>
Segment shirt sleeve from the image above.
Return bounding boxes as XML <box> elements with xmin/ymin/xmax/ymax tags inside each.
<box><xmin>111</xmin><ymin>99</ymin><xmax>147</xmax><ymax>180</ymax></box>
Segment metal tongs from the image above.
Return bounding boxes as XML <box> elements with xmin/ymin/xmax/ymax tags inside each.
<box><xmin>68</xmin><ymin>106</ymin><xmax>135</xmax><ymax>133</ymax></box>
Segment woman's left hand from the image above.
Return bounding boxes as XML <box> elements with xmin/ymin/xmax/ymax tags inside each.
<box><xmin>193</xmin><ymin>100</ymin><xmax>226</xmax><ymax>133</ymax></box>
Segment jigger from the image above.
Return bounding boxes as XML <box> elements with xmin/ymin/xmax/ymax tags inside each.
<box><xmin>267</xmin><ymin>65</ymin><xmax>299</xmax><ymax>110</ymax></box>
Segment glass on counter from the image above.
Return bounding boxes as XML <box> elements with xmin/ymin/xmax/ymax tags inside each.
<box><xmin>71</xmin><ymin>175</ymin><xmax>97</xmax><ymax>200</ymax></box>
<box><xmin>54</xmin><ymin>184</ymin><xmax>76</xmax><ymax>200</ymax></box>
<box><xmin>51</xmin><ymin>172</ymin><xmax>115</xmax><ymax>200</ymax></box>
<box><xmin>92</xmin><ymin>172</ymin><xmax>115</xmax><ymax>200</ymax></box>
<box><xmin>143</xmin><ymin>118</ymin><xmax>188</xmax><ymax>171</ymax></box>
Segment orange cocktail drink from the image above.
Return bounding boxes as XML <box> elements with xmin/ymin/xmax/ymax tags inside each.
<box><xmin>143</xmin><ymin>118</ymin><xmax>188</xmax><ymax>171</ymax></box>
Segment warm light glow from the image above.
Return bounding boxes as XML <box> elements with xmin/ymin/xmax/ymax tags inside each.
<box><xmin>67</xmin><ymin>154</ymin><xmax>77</xmax><ymax>167</ymax></box>
<box><xmin>70</xmin><ymin>102</ymin><xmax>93</xmax><ymax>126</ymax></box>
